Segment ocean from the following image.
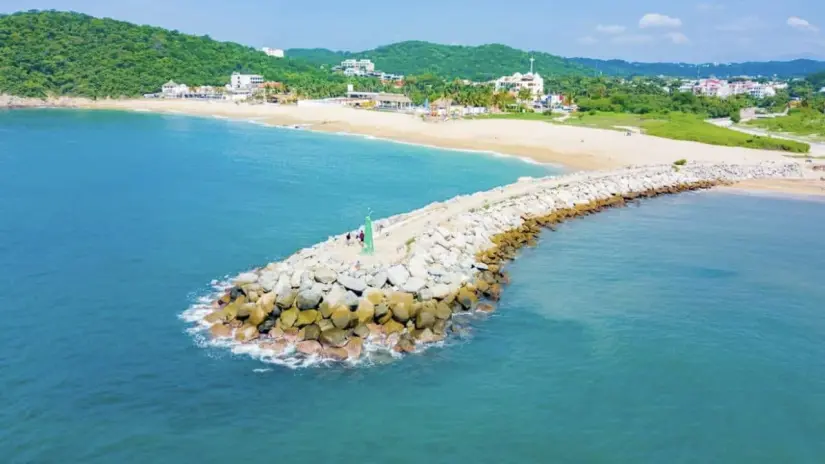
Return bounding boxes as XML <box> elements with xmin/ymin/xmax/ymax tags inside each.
<box><xmin>1</xmin><ymin>109</ymin><xmax>823</xmax><ymax>463</ymax></box>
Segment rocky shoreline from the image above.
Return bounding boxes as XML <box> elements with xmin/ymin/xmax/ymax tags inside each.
<box><xmin>192</xmin><ymin>162</ymin><xmax>803</xmax><ymax>364</ymax></box>
<box><xmin>0</xmin><ymin>95</ymin><xmax>93</xmax><ymax>109</ymax></box>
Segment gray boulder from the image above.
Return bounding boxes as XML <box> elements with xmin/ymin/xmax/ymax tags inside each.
<box><xmin>402</xmin><ymin>277</ymin><xmax>426</xmax><ymax>293</ymax></box>
<box><xmin>429</xmin><ymin>283</ymin><xmax>451</xmax><ymax>299</ymax></box>
<box><xmin>344</xmin><ymin>290</ymin><xmax>359</xmax><ymax>309</ymax></box>
<box><xmin>296</xmin><ymin>289</ymin><xmax>322</xmax><ymax>310</ymax></box>
<box><xmin>369</xmin><ymin>271</ymin><xmax>388</xmax><ymax>289</ymax></box>
<box><xmin>337</xmin><ymin>274</ymin><xmax>367</xmax><ymax>293</ymax></box>
<box><xmin>314</xmin><ymin>267</ymin><xmax>338</xmax><ymax>284</ymax></box>
<box><xmin>387</xmin><ymin>265</ymin><xmax>410</xmax><ymax>287</ymax></box>
<box><xmin>324</xmin><ymin>284</ymin><xmax>347</xmax><ymax>307</ymax></box>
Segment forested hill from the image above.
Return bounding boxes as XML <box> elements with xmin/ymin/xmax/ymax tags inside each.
<box><xmin>569</xmin><ymin>57</ymin><xmax>825</xmax><ymax>78</ymax></box>
<box><xmin>287</xmin><ymin>41</ymin><xmax>593</xmax><ymax>80</ymax></box>
<box><xmin>289</xmin><ymin>41</ymin><xmax>825</xmax><ymax>80</ymax></box>
<box><xmin>0</xmin><ymin>11</ymin><xmax>346</xmax><ymax>98</ymax></box>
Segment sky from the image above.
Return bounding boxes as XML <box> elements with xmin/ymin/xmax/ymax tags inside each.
<box><xmin>3</xmin><ymin>0</ymin><xmax>824</xmax><ymax>63</ymax></box>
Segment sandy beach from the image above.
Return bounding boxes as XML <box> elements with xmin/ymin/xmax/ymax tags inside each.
<box><xmin>5</xmin><ymin>96</ymin><xmax>824</xmax><ymax>196</ymax></box>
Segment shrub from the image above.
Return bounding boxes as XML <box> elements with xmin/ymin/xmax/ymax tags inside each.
<box><xmin>673</xmin><ymin>159</ymin><xmax>687</xmax><ymax>166</ymax></box>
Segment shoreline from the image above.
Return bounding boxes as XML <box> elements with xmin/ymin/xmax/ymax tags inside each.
<box><xmin>4</xmin><ymin>96</ymin><xmax>825</xmax><ymax>196</ymax></box>
<box><xmin>183</xmin><ymin>162</ymin><xmax>804</xmax><ymax>365</ymax></box>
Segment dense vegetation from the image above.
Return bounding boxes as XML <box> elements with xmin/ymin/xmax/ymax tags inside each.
<box><xmin>288</xmin><ymin>41</ymin><xmax>593</xmax><ymax>81</ymax></box>
<box><xmin>0</xmin><ymin>10</ymin><xmax>355</xmax><ymax>98</ymax></box>
<box><xmin>289</xmin><ymin>41</ymin><xmax>825</xmax><ymax>80</ymax></box>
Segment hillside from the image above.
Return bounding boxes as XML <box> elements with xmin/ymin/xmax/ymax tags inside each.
<box><xmin>289</xmin><ymin>41</ymin><xmax>825</xmax><ymax>80</ymax></box>
<box><xmin>0</xmin><ymin>10</ymin><xmax>345</xmax><ymax>98</ymax></box>
<box><xmin>288</xmin><ymin>41</ymin><xmax>593</xmax><ymax>81</ymax></box>
<box><xmin>570</xmin><ymin>57</ymin><xmax>825</xmax><ymax>78</ymax></box>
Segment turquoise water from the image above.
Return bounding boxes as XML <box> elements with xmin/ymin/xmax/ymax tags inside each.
<box><xmin>2</xmin><ymin>110</ymin><xmax>824</xmax><ymax>463</ymax></box>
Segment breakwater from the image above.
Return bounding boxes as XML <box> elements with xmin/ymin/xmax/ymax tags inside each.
<box><xmin>185</xmin><ymin>162</ymin><xmax>803</xmax><ymax>365</ymax></box>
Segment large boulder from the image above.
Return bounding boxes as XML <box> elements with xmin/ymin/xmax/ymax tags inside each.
<box><xmin>279</xmin><ymin>307</ymin><xmax>299</xmax><ymax>328</ymax></box>
<box><xmin>234</xmin><ymin>272</ymin><xmax>258</xmax><ymax>285</ymax></box>
<box><xmin>369</xmin><ymin>271</ymin><xmax>388</xmax><ymax>289</ymax></box>
<box><xmin>416</xmin><ymin>308</ymin><xmax>436</xmax><ymax>329</ymax></box>
<box><xmin>365</xmin><ymin>289</ymin><xmax>384</xmax><ymax>305</ymax></box>
<box><xmin>236</xmin><ymin>303</ymin><xmax>256</xmax><ymax>320</ymax></box>
<box><xmin>383</xmin><ymin>318</ymin><xmax>405</xmax><ymax>335</ymax></box>
<box><xmin>314</xmin><ymin>267</ymin><xmax>338</xmax><ymax>284</ymax></box>
<box><xmin>204</xmin><ymin>308</ymin><xmax>229</xmax><ymax>324</ymax></box>
<box><xmin>374</xmin><ymin>303</ymin><xmax>389</xmax><ymax>320</ymax></box>
<box><xmin>259</xmin><ymin>272</ymin><xmax>278</xmax><ymax>292</ymax></box>
<box><xmin>435</xmin><ymin>302</ymin><xmax>452</xmax><ymax>320</ymax></box>
<box><xmin>389</xmin><ymin>292</ymin><xmax>414</xmax><ymax>307</ymax></box>
<box><xmin>387</xmin><ymin>264</ymin><xmax>410</xmax><ymax>287</ymax></box>
<box><xmin>210</xmin><ymin>323</ymin><xmax>231</xmax><ymax>338</ymax></box>
<box><xmin>317</xmin><ymin>318</ymin><xmax>334</xmax><ymax>332</ymax></box>
<box><xmin>344</xmin><ymin>291</ymin><xmax>360</xmax><ymax>309</ymax></box>
<box><xmin>296</xmin><ymin>289</ymin><xmax>322</xmax><ymax>310</ymax></box>
<box><xmin>258</xmin><ymin>292</ymin><xmax>276</xmax><ymax>313</ymax></box>
<box><xmin>337</xmin><ymin>275</ymin><xmax>367</xmax><ymax>294</ymax></box>
<box><xmin>345</xmin><ymin>337</ymin><xmax>364</xmax><ymax>359</ymax></box>
<box><xmin>477</xmin><ymin>303</ymin><xmax>495</xmax><ymax>313</ymax></box>
<box><xmin>457</xmin><ymin>287</ymin><xmax>478</xmax><ymax>310</ymax></box>
<box><xmin>391</xmin><ymin>303</ymin><xmax>410</xmax><ymax>323</ymax></box>
<box><xmin>296</xmin><ymin>309</ymin><xmax>319</xmax><ymax>327</ymax></box>
<box><xmin>296</xmin><ymin>340</ymin><xmax>322</xmax><ymax>355</ymax></box>
<box><xmin>402</xmin><ymin>277</ymin><xmax>426</xmax><ymax>294</ymax></box>
<box><xmin>273</xmin><ymin>274</ymin><xmax>292</xmax><ymax>297</ymax></box>
<box><xmin>247</xmin><ymin>306</ymin><xmax>267</xmax><ymax>326</ymax></box>
<box><xmin>275</xmin><ymin>290</ymin><xmax>296</xmax><ymax>309</ymax></box>
<box><xmin>320</xmin><ymin>328</ymin><xmax>350</xmax><ymax>348</ymax></box>
<box><xmin>353</xmin><ymin>324</ymin><xmax>370</xmax><ymax>338</ymax></box>
<box><xmin>302</xmin><ymin>323</ymin><xmax>321</xmax><ymax>341</ymax></box>
<box><xmin>234</xmin><ymin>324</ymin><xmax>259</xmax><ymax>342</ymax></box>
<box><xmin>415</xmin><ymin>328</ymin><xmax>436</xmax><ymax>343</ymax></box>
<box><xmin>257</xmin><ymin>317</ymin><xmax>276</xmax><ymax>333</ymax></box>
<box><xmin>355</xmin><ymin>299</ymin><xmax>375</xmax><ymax>324</ymax></box>
<box><xmin>395</xmin><ymin>334</ymin><xmax>416</xmax><ymax>353</ymax></box>
<box><xmin>324</xmin><ymin>284</ymin><xmax>347</xmax><ymax>308</ymax></box>
<box><xmin>331</xmin><ymin>307</ymin><xmax>352</xmax><ymax>329</ymax></box>
<box><xmin>323</xmin><ymin>346</ymin><xmax>349</xmax><ymax>361</ymax></box>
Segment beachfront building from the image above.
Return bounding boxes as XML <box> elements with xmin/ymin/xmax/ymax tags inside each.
<box><xmin>261</xmin><ymin>47</ymin><xmax>284</xmax><ymax>58</ymax></box>
<box><xmin>161</xmin><ymin>81</ymin><xmax>190</xmax><ymax>98</ymax></box>
<box><xmin>494</xmin><ymin>59</ymin><xmax>544</xmax><ymax>101</ymax></box>
<box><xmin>230</xmin><ymin>72</ymin><xmax>264</xmax><ymax>90</ymax></box>
<box><xmin>684</xmin><ymin>79</ymin><xmax>780</xmax><ymax>99</ymax></box>
<box><xmin>345</xmin><ymin>90</ymin><xmax>413</xmax><ymax>110</ymax></box>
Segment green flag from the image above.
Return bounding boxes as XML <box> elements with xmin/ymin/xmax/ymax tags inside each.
<box><xmin>363</xmin><ymin>212</ymin><xmax>374</xmax><ymax>255</ymax></box>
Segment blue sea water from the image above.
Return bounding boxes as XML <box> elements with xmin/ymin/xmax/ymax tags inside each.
<box><xmin>1</xmin><ymin>109</ymin><xmax>824</xmax><ymax>463</ymax></box>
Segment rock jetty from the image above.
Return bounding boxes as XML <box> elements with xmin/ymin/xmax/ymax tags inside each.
<box><xmin>193</xmin><ymin>162</ymin><xmax>802</xmax><ymax>364</ymax></box>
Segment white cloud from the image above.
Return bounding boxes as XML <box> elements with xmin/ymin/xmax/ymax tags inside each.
<box><xmin>639</xmin><ymin>13</ymin><xmax>683</xmax><ymax>28</ymax></box>
<box><xmin>697</xmin><ymin>2</ymin><xmax>724</xmax><ymax>11</ymax></box>
<box><xmin>578</xmin><ymin>36</ymin><xmax>598</xmax><ymax>45</ymax></box>
<box><xmin>596</xmin><ymin>24</ymin><xmax>626</xmax><ymax>34</ymax></box>
<box><xmin>665</xmin><ymin>32</ymin><xmax>690</xmax><ymax>44</ymax></box>
<box><xmin>716</xmin><ymin>16</ymin><xmax>764</xmax><ymax>32</ymax></box>
<box><xmin>611</xmin><ymin>34</ymin><xmax>655</xmax><ymax>45</ymax></box>
<box><xmin>787</xmin><ymin>16</ymin><xmax>819</xmax><ymax>32</ymax></box>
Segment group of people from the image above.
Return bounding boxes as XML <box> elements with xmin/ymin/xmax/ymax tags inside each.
<box><xmin>346</xmin><ymin>229</ymin><xmax>365</xmax><ymax>246</ymax></box>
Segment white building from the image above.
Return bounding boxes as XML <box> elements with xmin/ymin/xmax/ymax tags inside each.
<box><xmin>161</xmin><ymin>80</ymin><xmax>189</xmax><ymax>98</ymax></box>
<box><xmin>230</xmin><ymin>72</ymin><xmax>264</xmax><ymax>90</ymax></box>
<box><xmin>261</xmin><ymin>47</ymin><xmax>284</xmax><ymax>58</ymax></box>
<box><xmin>494</xmin><ymin>58</ymin><xmax>544</xmax><ymax>100</ymax></box>
<box><xmin>339</xmin><ymin>59</ymin><xmax>375</xmax><ymax>76</ymax></box>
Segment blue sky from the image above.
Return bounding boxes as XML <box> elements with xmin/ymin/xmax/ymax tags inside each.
<box><xmin>3</xmin><ymin>0</ymin><xmax>823</xmax><ymax>62</ymax></box>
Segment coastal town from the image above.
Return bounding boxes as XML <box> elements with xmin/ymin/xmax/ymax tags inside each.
<box><xmin>146</xmin><ymin>54</ymin><xmax>813</xmax><ymax>123</ymax></box>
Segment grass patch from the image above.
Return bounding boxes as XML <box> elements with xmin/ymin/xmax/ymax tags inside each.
<box><xmin>643</xmin><ymin>114</ymin><xmax>810</xmax><ymax>153</ymax></box>
<box><xmin>745</xmin><ymin>109</ymin><xmax>825</xmax><ymax>138</ymax></box>
<box><xmin>560</xmin><ymin>111</ymin><xmax>809</xmax><ymax>153</ymax></box>
<box><xmin>673</xmin><ymin>159</ymin><xmax>687</xmax><ymax>166</ymax></box>
<box><xmin>558</xmin><ymin>111</ymin><xmax>651</xmax><ymax>130</ymax></box>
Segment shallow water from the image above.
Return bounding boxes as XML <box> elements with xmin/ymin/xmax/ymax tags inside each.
<box><xmin>1</xmin><ymin>110</ymin><xmax>824</xmax><ymax>463</ymax></box>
